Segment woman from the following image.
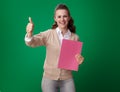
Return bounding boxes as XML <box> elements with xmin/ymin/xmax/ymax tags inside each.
<box><xmin>25</xmin><ymin>4</ymin><xmax>84</xmax><ymax>92</ymax></box>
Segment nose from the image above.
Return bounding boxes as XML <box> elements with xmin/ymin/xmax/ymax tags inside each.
<box><xmin>61</xmin><ymin>17</ymin><xmax>64</xmax><ymax>21</ymax></box>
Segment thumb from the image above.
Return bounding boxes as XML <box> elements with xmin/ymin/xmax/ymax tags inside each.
<box><xmin>29</xmin><ymin>17</ymin><xmax>33</xmax><ymax>23</ymax></box>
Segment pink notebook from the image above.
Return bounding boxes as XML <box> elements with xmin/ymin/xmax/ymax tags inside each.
<box><xmin>58</xmin><ymin>39</ymin><xmax>83</xmax><ymax>71</ymax></box>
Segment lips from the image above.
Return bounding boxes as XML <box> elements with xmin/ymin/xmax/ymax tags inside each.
<box><xmin>59</xmin><ymin>22</ymin><xmax>66</xmax><ymax>25</ymax></box>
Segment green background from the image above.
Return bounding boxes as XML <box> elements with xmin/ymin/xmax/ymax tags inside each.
<box><xmin>0</xmin><ymin>0</ymin><xmax>120</xmax><ymax>92</ymax></box>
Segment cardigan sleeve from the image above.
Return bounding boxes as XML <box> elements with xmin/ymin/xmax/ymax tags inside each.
<box><xmin>25</xmin><ymin>29</ymin><xmax>51</xmax><ymax>47</ymax></box>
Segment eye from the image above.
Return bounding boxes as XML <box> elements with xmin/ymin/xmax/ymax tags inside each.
<box><xmin>63</xmin><ymin>15</ymin><xmax>67</xmax><ymax>18</ymax></box>
<box><xmin>58</xmin><ymin>16</ymin><xmax>61</xmax><ymax>18</ymax></box>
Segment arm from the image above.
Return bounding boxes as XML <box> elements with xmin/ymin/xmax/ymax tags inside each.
<box><xmin>24</xmin><ymin>17</ymin><xmax>47</xmax><ymax>47</ymax></box>
<box><xmin>75</xmin><ymin>34</ymin><xmax>84</xmax><ymax>65</ymax></box>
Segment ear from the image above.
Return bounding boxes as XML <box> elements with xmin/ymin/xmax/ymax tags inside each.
<box><xmin>54</xmin><ymin>16</ymin><xmax>57</xmax><ymax>22</ymax></box>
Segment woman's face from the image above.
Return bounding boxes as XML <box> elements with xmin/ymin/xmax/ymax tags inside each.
<box><xmin>54</xmin><ymin>9</ymin><xmax>70</xmax><ymax>30</ymax></box>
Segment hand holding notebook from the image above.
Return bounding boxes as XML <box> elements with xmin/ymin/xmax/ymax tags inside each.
<box><xmin>58</xmin><ymin>39</ymin><xmax>83</xmax><ymax>71</ymax></box>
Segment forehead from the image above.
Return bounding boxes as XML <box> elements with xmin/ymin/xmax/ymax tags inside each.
<box><xmin>55</xmin><ymin>9</ymin><xmax>69</xmax><ymax>15</ymax></box>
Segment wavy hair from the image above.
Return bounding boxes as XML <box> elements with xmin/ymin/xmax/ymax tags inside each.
<box><xmin>52</xmin><ymin>4</ymin><xmax>76</xmax><ymax>33</ymax></box>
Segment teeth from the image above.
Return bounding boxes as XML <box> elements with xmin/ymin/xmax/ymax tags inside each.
<box><xmin>60</xmin><ymin>22</ymin><xmax>65</xmax><ymax>24</ymax></box>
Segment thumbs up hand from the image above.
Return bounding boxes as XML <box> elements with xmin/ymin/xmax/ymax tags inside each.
<box><xmin>26</xmin><ymin>17</ymin><xmax>34</xmax><ymax>32</ymax></box>
<box><xmin>26</xmin><ymin>17</ymin><xmax>34</xmax><ymax>37</ymax></box>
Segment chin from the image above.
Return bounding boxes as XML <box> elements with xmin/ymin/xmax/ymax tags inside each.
<box><xmin>59</xmin><ymin>25</ymin><xmax>67</xmax><ymax>29</ymax></box>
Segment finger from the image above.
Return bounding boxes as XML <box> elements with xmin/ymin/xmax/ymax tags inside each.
<box><xmin>29</xmin><ymin>17</ymin><xmax>33</xmax><ymax>23</ymax></box>
<box><xmin>75</xmin><ymin>53</ymin><xmax>79</xmax><ymax>57</ymax></box>
<box><xmin>75</xmin><ymin>54</ymin><xmax>81</xmax><ymax>58</ymax></box>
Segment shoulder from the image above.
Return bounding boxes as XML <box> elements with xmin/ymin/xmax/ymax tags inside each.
<box><xmin>37</xmin><ymin>29</ymin><xmax>56</xmax><ymax>38</ymax></box>
<box><xmin>40</xmin><ymin>29</ymin><xmax>55</xmax><ymax>34</ymax></box>
<box><xmin>71</xmin><ymin>33</ymin><xmax>80</xmax><ymax>41</ymax></box>
<box><xmin>38</xmin><ymin>29</ymin><xmax>53</xmax><ymax>35</ymax></box>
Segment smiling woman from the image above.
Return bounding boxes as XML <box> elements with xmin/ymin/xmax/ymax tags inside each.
<box><xmin>0</xmin><ymin>0</ymin><xmax>119</xmax><ymax>92</ymax></box>
<box><xmin>54</xmin><ymin>9</ymin><xmax>70</xmax><ymax>33</ymax></box>
<box><xmin>52</xmin><ymin>4</ymin><xmax>76</xmax><ymax>34</ymax></box>
<box><xmin>24</xmin><ymin>4</ymin><xmax>84</xmax><ymax>92</ymax></box>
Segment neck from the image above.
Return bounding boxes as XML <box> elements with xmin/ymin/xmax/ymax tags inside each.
<box><xmin>59</xmin><ymin>27</ymin><xmax>68</xmax><ymax>35</ymax></box>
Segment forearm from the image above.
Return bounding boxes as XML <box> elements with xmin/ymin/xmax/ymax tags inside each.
<box><xmin>24</xmin><ymin>32</ymin><xmax>46</xmax><ymax>47</ymax></box>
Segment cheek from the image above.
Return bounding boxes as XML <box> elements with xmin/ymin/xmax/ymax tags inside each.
<box><xmin>55</xmin><ymin>19</ymin><xmax>60</xmax><ymax>24</ymax></box>
<box><xmin>54</xmin><ymin>17</ymin><xmax>59</xmax><ymax>22</ymax></box>
<box><xmin>65</xmin><ymin>19</ymin><xmax>70</xmax><ymax>23</ymax></box>
<box><xmin>65</xmin><ymin>17</ymin><xmax>70</xmax><ymax>22</ymax></box>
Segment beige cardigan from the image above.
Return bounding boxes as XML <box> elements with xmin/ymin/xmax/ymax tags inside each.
<box><xmin>25</xmin><ymin>29</ymin><xmax>79</xmax><ymax>80</ymax></box>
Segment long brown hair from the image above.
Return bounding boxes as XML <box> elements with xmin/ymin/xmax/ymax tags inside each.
<box><xmin>52</xmin><ymin>4</ymin><xmax>76</xmax><ymax>33</ymax></box>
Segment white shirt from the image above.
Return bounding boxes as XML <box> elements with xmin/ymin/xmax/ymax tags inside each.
<box><xmin>56</xmin><ymin>27</ymin><xmax>71</xmax><ymax>45</ymax></box>
<box><xmin>25</xmin><ymin>27</ymin><xmax>71</xmax><ymax>45</ymax></box>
